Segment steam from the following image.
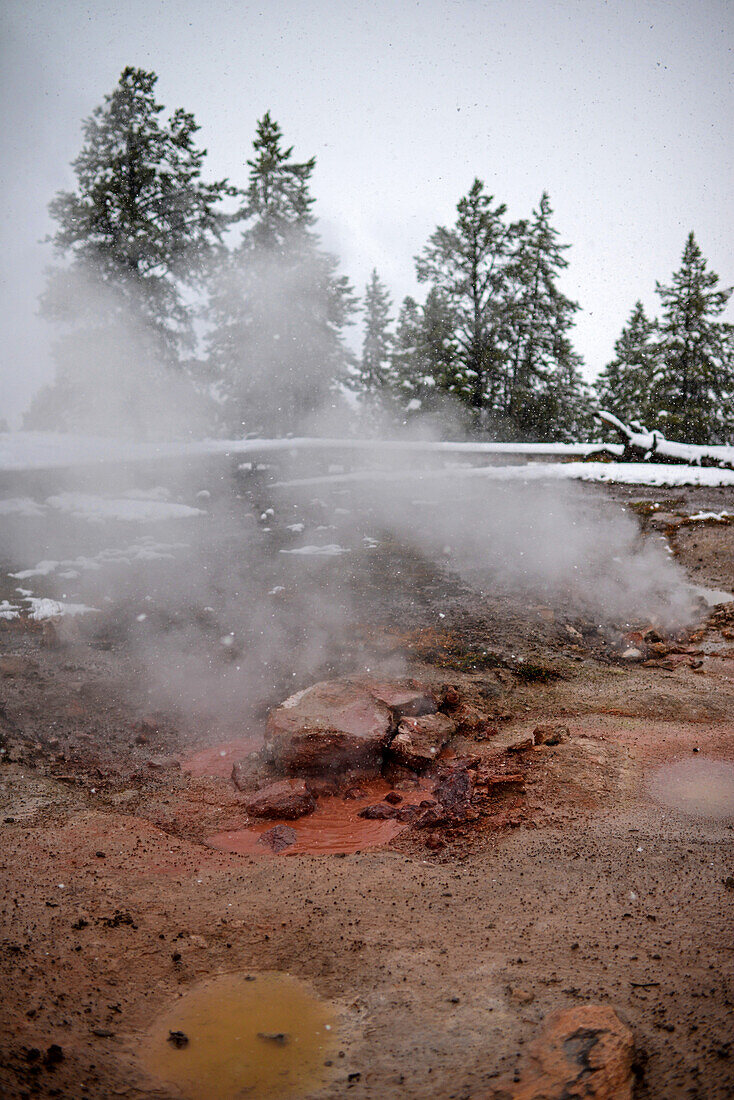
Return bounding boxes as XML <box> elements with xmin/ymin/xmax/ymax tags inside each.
<box><xmin>26</xmin><ymin>263</ymin><xmax>212</xmax><ymax>441</ymax></box>
<box><xmin>2</xmin><ymin>255</ymin><xmax>699</xmax><ymax>741</ymax></box>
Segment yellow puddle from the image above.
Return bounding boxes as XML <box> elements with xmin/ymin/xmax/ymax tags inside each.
<box><xmin>138</xmin><ymin>972</ymin><xmax>340</xmax><ymax>1099</ymax></box>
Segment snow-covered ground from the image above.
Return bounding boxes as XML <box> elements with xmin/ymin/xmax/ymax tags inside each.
<box><xmin>0</xmin><ymin>430</ymin><xmax>614</xmax><ymax>471</ymax></box>
<box><xmin>3</xmin><ymin>430</ymin><xmax>734</xmax><ymax>484</ymax></box>
<box><xmin>274</xmin><ymin>461</ymin><xmax>734</xmax><ymax>490</ymax></box>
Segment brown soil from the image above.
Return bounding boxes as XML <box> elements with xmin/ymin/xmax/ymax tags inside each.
<box><xmin>1</xmin><ymin>480</ymin><xmax>733</xmax><ymax>1099</ymax></box>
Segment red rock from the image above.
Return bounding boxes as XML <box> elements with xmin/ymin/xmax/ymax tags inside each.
<box><xmin>533</xmin><ymin>724</ymin><xmax>569</xmax><ymax>746</ymax></box>
<box><xmin>493</xmin><ymin>1004</ymin><xmax>634</xmax><ymax>1100</ymax></box>
<box><xmin>265</xmin><ymin>680</ymin><xmax>395</xmax><ymax>775</ymax></box>
<box><xmin>231</xmin><ymin>753</ymin><xmax>267</xmax><ymax>792</ymax></box>
<box><xmin>358</xmin><ymin>677</ymin><xmax>438</xmax><ymax>718</ymax></box>
<box><xmin>507</xmin><ymin>738</ymin><xmax>534</xmax><ymax>754</ymax></box>
<box><xmin>430</xmin><ymin>765</ymin><xmax>476</xmax><ymax>822</ymax></box>
<box><xmin>440</xmin><ymin>685</ymin><xmax>461</xmax><ymax>710</ymax></box>
<box><xmin>305</xmin><ymin>777</ymin><xmax>340</xmax><ymax>798</ymax></box>
<box><xmin>425</xmin><ymin>832</ymin><xmax>445</xmax><ymax>851</ymax></box>
<box><xmin>477</xmin><ymin>770</ymin><xmax>525</xmax><ymax>791</ymax></box>
<box><xmin>244</xmin><ymin>779</ymin><xmax>316</xmax><ymax>820</ymax></box>
<box><xmin>257</xmin><ymin>825</ymin><xmax>298</xmax><ymax>853</ymax></box>
<box><xmin>388</xmin><ymin>713</ymin><xmax>456</xmax><ymax>771</ymax></box>
<box><xmin>395</xmin><ymin>804</ymin><xmax>424</xmax><ymax>822</ymax></box>
<box><xmin>451</xmin><ymin>703</ymin><xmax>489</xmax><ymax>734</ymax></box>
<box><xmin>343</xmin><ymin>785</ymin><xmax>368</xmax><ymax>800</ymax></box>
<box><xmin>384</xmin><ymin>791</ymin><xmax>403</xmax><ymax>805</ymax></box>
<box><xmin>358</xmin><ymin>803</ymin><xmax>397</xmax><ymax>820</ymax></box>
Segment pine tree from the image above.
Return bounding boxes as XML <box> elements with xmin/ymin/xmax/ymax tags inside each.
<box><xmin>653</xmin><ymin>233</ymin><xmax>734</xmax><ymax>443</ymax></box>
<box><xmin>595</xmin><ymin>301</ymin><xmax>658</xmax><ymax>426</ymax></box>
<box><xmin>415</xmin><ymin>179</ymin><xmax>519</xmax><ymax>421</ymax></box>
<box><xmin>504</xmin><ymin>193</ymin><xmax>586</xmax><ymax>438</ymax></box>
<box><xmin>26</xmin><ymin>67</ymin><xmax>235</xmax><ymax>437</ymax></box>
<box><xmin>360</xmin><ymin>270</ymin><xmax>393</xmax><ymax>392</ymax></box>
<box><xmin>208</xmin><ymin>114</ymin><xmax>356</xmax><ymax>436</ymax></box>
<box><xmin>390</xmin><ymin>291</ymin><xmax>459</xmax><ymax>415</ymax></box>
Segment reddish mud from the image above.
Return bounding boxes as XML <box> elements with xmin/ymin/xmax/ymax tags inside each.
<box><xmin>207</xmin><ymin>779</ymin><xmax>434</xmax><ymax>856</ymax></box>
<box><xmin>180</xmin><ymin>736</ymin><xmax>264</xmax><ymax>777</ymax></box>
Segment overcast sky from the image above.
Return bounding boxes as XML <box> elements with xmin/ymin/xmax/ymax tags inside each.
<box><xmin>1</xmin><ymin>0</ymin><xmax>732</xmax><ymax>426</ymax></box>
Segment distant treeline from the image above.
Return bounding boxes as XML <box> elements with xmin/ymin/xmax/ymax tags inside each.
<box><xmin>25</xmin><ymin>68</ymin><xmax>734</xmax><ymax>443</ymax></box>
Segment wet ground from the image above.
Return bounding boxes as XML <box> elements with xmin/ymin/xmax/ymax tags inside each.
<box><xmin>0</xmin><ymin>457</ymin><xmax>733</xmax><ymax>1098</ymax></box>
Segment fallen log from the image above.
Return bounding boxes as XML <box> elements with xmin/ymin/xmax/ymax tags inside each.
<box><xmin>597</xmin><ymin>411</ymin><xmax>734</xmax><ymax>470</ymax></box>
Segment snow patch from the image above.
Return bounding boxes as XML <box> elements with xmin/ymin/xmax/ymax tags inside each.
<box><xmin>26</xmin><ymin>597</ymin><xmax>98</xmax><ymax>620</ymax></box>
<box><xmin>279</xmin><ymin>544</ymin><xmax>351</xmax><ymax>556</ymax></box>
<box><xmin>46</xmin><ymin>492</ymin><xmax>204</xmax><ymax>523</ymax></box>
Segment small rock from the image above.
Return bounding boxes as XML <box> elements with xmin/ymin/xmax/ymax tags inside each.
<box><xmin>395</xmin><ymin>804</ymin><xmax>423</xmax><ymax>822</ymax></box>
<box><xmin>384</xmin><ymin>790</ymin><xmax>403</xmax><ymax>805</ymax></box>
<box><xmin>245</xmin><ymin>779</ymin><xmax>316</xmax><ymax>820</ymax></box>
<box><xmin>440</xmin><ymin>685</ymin><xmax>462</xmax><ymax>710</ymax></box>
<box><xmin>389</xmin><ymin>712</ymin><xmax>456</xmax><ymax>771</ymax></box>
<box><xmin>533</xmin><ymin>724</ymin><xmax>569</xmax><ymax>746</ymax></box>
<box><xmin>477</xmin><ymin>770</ymin><xmax>525</xmax><ymax>791</ymax></box>
<box><xmin>258</xmin><ymin>824</ymin><xmax>298</xmax><ymax>853</ymax></box>
<box><xmin>507</xmin><ymin>738</ymin><xmax>534</xmax><ymax>754</ymax></box>
<box><xmin>622</xmin><ymin>647</ymin><xmax>643</xmax><ymax>661</ymax></box>
<box><xmin>231</xmin><ymin>753</ymin><xmax>266</xmax><ymax>792</ymax></box>
<box><xmin>451</xmin><ymin>702</ymin><xmax>490</xmax><ymax>734</ymax></box>
<box><xmin>43</xmin><ymin>1044</ymin><xmax>64</xmax><ymax>1067</ymax></box>
<box><xmin>306</xmin><ymin>777</ymin><xmax>340</xmax><ymax>798</ymax></box>
<box><xmin>257</xmin><ymin>1032</ymin><xmax>289</xmax><ymax>1045</ymax></box>
<box><xmin>431</xmin><ymin>764</ymin><xmax>475</xmax><ymax>821</ymax></box>
<box><xmin>474</xmin><ymin>724</ymin><xmax>500</xmax><ymax>742</ymax></box>
<box><xmin>167</xmin><ymin>1031</ymin><xmax>189</xmax><ymax>1049</ymax></box>
<box><xmin>343</xmin><ymin>785</ymin><xmax>368</xmax><ymax>800</ymax></box>
<box><xmin>147</xmin><ymin>756</ymin><xmax>180</xmax><ymax>770</ymax></box>
<box><xmin>425</xmin><ymin>832</ymin><xmax>445</xmax><ymax>851</ymax></box>
<box><xmin>358</xmin><ymin>803</ymin><xmax>396</xmax><ymax>820</ymax></box>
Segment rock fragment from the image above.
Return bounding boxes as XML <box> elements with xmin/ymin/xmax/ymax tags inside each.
<box><xmin>358</xmin><ymin>677</ymin><xmax>438</xmax><ymax>717</ymax></box>
<box><xmin>258</xmin><ymin>824</ymin><xmax>298</xmax><ymax>852</ymax></box>
<box><xmin>423</xmin><ymin>763</ymin><xmax>476</xmax><ymax>823</ymax></box>
<box><xmin>358</xmin><ymin>803</ymin><xmax>397</xmax><ymax>820</ymax></box>
<box><xmin>388</xmin><ymin>713</ymin><xmax>456</xmax><ymax>771</ymax></box>
<box><xmin>533</xmin><ymin>724</ymin><xmax>569</xmax><ymax>746</ymax></box>
<box><xmin>244</xmin><ymin>779</ymin><xmax>316</xmax><ymax>820</ymax></box>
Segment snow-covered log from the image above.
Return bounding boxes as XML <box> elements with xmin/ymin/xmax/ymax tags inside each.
<box><xmin>597</xmin><ymin>411</ymin><xmax>734</xmax><ymax>470</ymax></box>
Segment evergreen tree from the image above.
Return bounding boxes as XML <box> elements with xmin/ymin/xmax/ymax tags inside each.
<box><xmin>653</xmin><ymin>233</ymin><xmax>734</xmax><ymax>442</ymax></box>
<box><xmin>26</xmin><ymin>67</ymin><xmax>234</xmax><ymax>437</ymax></box>
<box><xmin>390</xmin><ymin>290</ymin><xmax>459</xmax><ymax>415</ymax></box>
<box><xmin>208</xmin><ymin>114</ymin><xmax>356</xmax><ymax>435</ymax></box>
<box><xmin>595</xmin><ymin>301</ymin><xmax>658</xmax><ymax>425</ymax></box>
<box><xmin>360</xmin><ymin>269</ymin><xmax>393</xmax><ymax>392</ymax></box>
<box><xmin>504</xmin><ymin>193</ymin><xmax>586</xmax><ymax>438</ymax></box>
<box><xmin>415</xmin><ymin>179</ymin><xmax>519</xmax><ymax>421</ymax></box>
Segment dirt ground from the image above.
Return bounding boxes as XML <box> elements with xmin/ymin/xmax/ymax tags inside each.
<box><xmin>1</xmin><ymin>477</ymin><xmax>733</xmax><ymax>1099</ymax></box>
